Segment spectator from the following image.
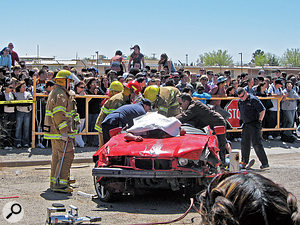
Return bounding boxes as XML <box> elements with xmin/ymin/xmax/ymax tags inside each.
<box><xmin>244</xmin><ymin>78</ymin><xmax>255</xmax><ymax>95</ymax></box>
<box><xmin>36</xmin><ymin>69</ymin><xmax>48</xmax><ymax>93</ymax></box>
<box><xmin>199</xmin><ymin>75</ymin><xmax>211</xmax><ymax>93</ymax></box>
<box><xmin>192</xmin><ymin>84</ymin><xmax>211</xmax><ymax>104</ymax></box>
<box><xmin>281</xmin><ymin>80</ymin><xmax>299</xmax><ymax>142</ymax></box>
<box><xmin>74</xmin><ymin>81</ymin><xmax>86</xmax><ymax>148</ymax></box>
<box><xmin>175</xmin><ymin>73</ymin><xmax>193</xmax><ymax>92</ymax></box>
<box><xmin>206</xmin><ymin>70</ymin><xmax>214</xmax><ymax>86</ymax></box>
<box><xmin>85</xmin><ymin>77</ymin><xmax>102</xmax><ymax>146</ymax></box>
<box><xmin>107</xmin><ymin>70</ymin><xmax>118</xmax><ymax>83</ymax></box>
<box><xmin>110</xmin><ymin>50</ymin><xmax>126</xmax><ymax>75</ymax></box>
<box><xmin>98</xmin><ymin>75</ymin><xmax>109</xmax><ymax>95</ymax></box>
<box><xmin>8</xmin><ymin>43</ymin><xmax>19</xmax><ymax>66</ymax></box>
<box><xmin>189</xmin><ymin>73</ymin><xmax>199</xmax><ymax>91</ymax></box>
<box><xmin>237</xmin><ymin>87</ymin><xmax>269</xmax><ymax>170</ymax></box>
<box><xmin>209</xmin><ymin>76</ymin><xmax>230</xmax><ymax>120</ymax></box>
<box><xmin>128</xmin><ymin>45</ymin><xmax>145</xmax><ymax>70</ymax></box>
<box><xmin>11</xmin><ymin>66</ymin><xmax>22</xmax><ymax>79</ymax></box>
<box><xmin>199</xmin><ymin>67</ymin><xmax>206</xmax><ymax>75</ymax></box>
<box><xmin>0</xmin><ymin>47</ymin><xmax>12</xmax><ymax>71</ymax></box>
<box><xmin>172</xmin><ymin>72</ymin><xmax>180</xmax><ymax>85</ymax></box>
<box><xmin>157</xmin><ymin>53</ymin><xmax>176</xmax><ymax>73</ymax></box>
<box><xmin>258</xmin><ymin>69</ymin><xmax>265</xmax><ymax>76</ymax></box>
<box><xmin>199</xmin><ymin>172</ymin><xmax>300</xmax><ymax>225</ymax></box>
<box><xmin>182</xmin><ymin>86</ymin><xmax>193</xmax><ymax>96</ymax></box>
<box><xmin>274</xmin><ymin>69</ymin><xmax>282</xmax><ymax>78</ymax></box>
<box><xmin>240</xmin><ymin>72</ymin><xmax>248</xmax><ymax>82</ymax></box>
<box><xmin>0</xmin><ymin>81</ymin><xmax>16</xmax><ymax>150</ymax></box>
<box><xmin>255</xmin><ymin>82</ymin><xmax>273</xmax><ymax>138</ymax></box>
<box><xmin>14</xmin><ymin>81</ymin><xmax>33</xmax><ymax>148</ymax></box>
<box><xmin>266</xmin><ymin>79</ymin><xmax>284</xmax><ymax>140</ymax></box>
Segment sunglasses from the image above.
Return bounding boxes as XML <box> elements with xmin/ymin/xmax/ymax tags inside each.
<box><xmin>78</xmin><ymin>86</ymin><xmax>85</xmax><ymax>89</ymax></box>
<box><xmin>8</xmin><ymin>86</ymin><xmax>14</xmax><ymax>89</ymax></box>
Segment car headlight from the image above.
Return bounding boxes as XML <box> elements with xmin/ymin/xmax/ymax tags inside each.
<box><xmin>178</xmin><ymin>158</ymin><xmax>189</xmax><ymax>166</ymax></box>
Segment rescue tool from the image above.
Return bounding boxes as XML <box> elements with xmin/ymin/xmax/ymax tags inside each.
<box><xmin>46</xmin><ymin>203</ymin><xmax>101</xmax><ymax>224</ymax></box>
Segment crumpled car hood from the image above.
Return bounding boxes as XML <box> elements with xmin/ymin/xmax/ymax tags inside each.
<box><xmin>104</xmin><ymin>133</ymin><xmax>209</xmax><ymax>159</ymax></box>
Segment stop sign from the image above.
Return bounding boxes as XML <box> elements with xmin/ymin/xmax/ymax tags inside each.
<box><xmin>225</xmin><ymin>99</ymin><xmax>241</xmax><ymax>128</ymax></box>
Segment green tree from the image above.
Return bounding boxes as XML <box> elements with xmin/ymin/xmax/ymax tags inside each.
<box><xmin>265</xmin><ymin>53</ymin><xmax>280</xmax><ymax>66</ymax></box>
<box><xmin>201</xmin><ymin>50</ymin><xmax>233</xmax><ymax>66</ymax></box>
<box><xmin>251</xmin><ymin>49</ymin><xmax>264</xmax><ymax>63</ymax></box>
<box><xmin>281</xmin><ymin>48</ymin><xmax>300</xmax><ymax>67</ymax></box>
<box><xmin>251</xmin><ymin>49</ymin><xmax>267</xmax><ymax>66</ymax></box>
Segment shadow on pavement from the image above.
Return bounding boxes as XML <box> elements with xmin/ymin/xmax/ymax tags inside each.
<box><xmin>40</xmin><ymin>188</ymin><xmax>72</xmax><ymax>201</ymax></box>
<box><xmin>0</xmin><ymin>146</ymin><xmax>98</xmax><ymax>156</ymax></box>
<box><xmin>91</xmin><ymin>190</ymin><xmax>194</xmax><ymax>215</ymax></box>
<box><xmin>231</xmin><ymin>139</ymin><xmax>300</xmax><ymax>150</ymax></box>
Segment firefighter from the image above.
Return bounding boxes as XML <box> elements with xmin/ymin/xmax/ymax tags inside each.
<box><xmin>95</xmin><ymin>81</ymin><xmax>124</xmax><ymax>147</ymax></box>
<box><xmin>44</xmin><ymin>70</ymin><xmax>80</xmax><ymax>193</ymax></box>
<box><xmin>94</xmin><ymin>80</ymin><xmax>141</xmax><ymax>147</ymax></box>
<box><xmin>144</xmin><ymin>85</ymin><xmax>181</xmax><ymax>117</ymax></box>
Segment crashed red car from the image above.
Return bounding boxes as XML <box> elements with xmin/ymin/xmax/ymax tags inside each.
<box><xmin>92</xmin><ymin>125</ymin><xmax>223</xmax><ymax>202</ymax></box>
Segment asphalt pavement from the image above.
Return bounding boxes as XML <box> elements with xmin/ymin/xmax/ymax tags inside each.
<box><xmin>0</xmin><ymin>139</ymin><xmax>299</xmax><ymax>224</ymax></box>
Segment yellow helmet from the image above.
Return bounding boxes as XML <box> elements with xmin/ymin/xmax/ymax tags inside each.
<box><xmin>144</xmin><ymin>85</ymin><xmax>159</xmax><ymax>102</ymax></box>
<box><xmin>53</xmin><ymin>70</ymin><xmax>72</xmax><ymax>87</ymax></box>
<box><xmin>54</xmin><ymin>70</ymin><xmax>72</xmax><ymax>80</ymax></box>
<box><xmin>109</xmin><ymin>81</ymin><xmax>124</xmax><ymax>92</ymax></box>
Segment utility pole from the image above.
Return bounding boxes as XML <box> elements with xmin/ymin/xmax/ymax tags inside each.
<box><xmin>95</xmin><ymin>51</ymin><xmax>99</xmax><ymax>73</ymax></box>
<box><xmin>91</xmin><ymin>55</ymin><xmax>95</xmax><ymax>67</ymax></box>
<box><xmin>239</xmin><ymin>53</ymin><xmax>243</xmax><ymax>73</ymax></box>
<box><xmin>37</xmin><ymin>44</ymin><xmax>40</xmax><ymax>64</ymax></box>
<box><xmin>186</xmin><ymin>54</ymin><xmax>188</xmax><ymax>66</ymax></box>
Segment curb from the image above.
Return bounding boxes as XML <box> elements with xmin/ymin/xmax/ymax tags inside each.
<box><xmin>0</xmin><ymin>157</ymin><xmax>93</xmax><ymax>168</ymax></box>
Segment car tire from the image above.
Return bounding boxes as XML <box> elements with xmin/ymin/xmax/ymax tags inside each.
<box><xmin>94</xmin><ymin>176</ymin><xmax>121</xmax><ymax>202</ymax></box>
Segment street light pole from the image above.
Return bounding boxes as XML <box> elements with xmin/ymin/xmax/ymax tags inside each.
<box><xmin>95</xmin><ymin>51</ymin><xmax>99</xmax><ymax>74</ymax></box>
<box><xmin>238</xmin><ymin>53</ymin><xmax>243</xmax><ymax>74</ymax></box>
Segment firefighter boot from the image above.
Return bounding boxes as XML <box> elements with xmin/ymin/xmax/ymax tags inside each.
<box><xmin>51</xmin><ymin>185</ymin><xmax>73</xmax><ymax>193</ymax></box>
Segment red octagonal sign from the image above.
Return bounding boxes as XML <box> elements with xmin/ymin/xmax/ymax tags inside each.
<box><xmin>225</xmin><ymin>99</ymin><xmax>241</xmax><ymax>128</ymax></box>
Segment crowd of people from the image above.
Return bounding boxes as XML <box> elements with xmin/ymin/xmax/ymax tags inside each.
<box><xmin>0</xmin><ymin>43</ymin><xmax>300</xmax><ymax>151</ymax></box>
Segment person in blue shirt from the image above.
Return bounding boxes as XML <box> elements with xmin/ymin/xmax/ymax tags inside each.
<box><xmin>0</xmin><ymin>47</ymin><xmax>12</xmax><ymax>71</ymax></box>
<box><xmin>102</xmin><ymin>99</ymin><xmax>152</xmax><ymax>143</ymax></box>
<box><xmin>192</xmin><ymin>84</ymin><xmax>211</xmax><ymax>104</ymax></box>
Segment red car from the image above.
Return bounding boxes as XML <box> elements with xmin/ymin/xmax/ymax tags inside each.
<box><xmin>92</xmin><ymin>125</ymin><xmax>224</xmax><ymax>202</ymax></box>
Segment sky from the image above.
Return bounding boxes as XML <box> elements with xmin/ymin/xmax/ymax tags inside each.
<box><xmin>3</xmin><ymin>0</ymin><xmax>300</xmax><ymax>65</ymax></box>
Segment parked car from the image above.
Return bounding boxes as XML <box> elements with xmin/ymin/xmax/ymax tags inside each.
<box><xmin>92</xmin><ymin>125</ymin><xmax>224</xmax><ymax>202</ymax></box>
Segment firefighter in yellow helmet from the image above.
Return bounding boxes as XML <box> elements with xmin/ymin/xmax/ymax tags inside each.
<box><xmin>94</xmin><ymin>81</ymin><xmax>123</xmax><ymax>147</ymax></box>
<box><xmin>44</xmin><ymin>70</ymin><xmax>80</xmax><ymax>193</ymax></box>
<box><xmin>94</xmin><ymin>81</ymin><xmax>141</xmax><ymax>147</ymax></box>
<box><xmin>144</xmin><ymin>85</ymin><xmax>181</xmax><ymax>117</ymax></box>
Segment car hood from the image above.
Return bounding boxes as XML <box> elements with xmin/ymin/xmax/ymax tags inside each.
<box><xmin>104</xmin><ymin>133</ymin><xmax>209</xmax><ymax>159</ymax></box>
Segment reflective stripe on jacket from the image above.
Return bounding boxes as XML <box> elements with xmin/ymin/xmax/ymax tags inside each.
<box><xmin>94</xmin><ymin>92</ymin><xmax>130</xmax><ymax>133</ymax></box>
<box><xmin>44</xmin><ymin>85</ymin><xmax>79</xmax><ymax>139</ymax></box>
<box><xmin>154</xmin><ymin>86</ymin><xmax>181</xmax><ymax>117</ymax></box>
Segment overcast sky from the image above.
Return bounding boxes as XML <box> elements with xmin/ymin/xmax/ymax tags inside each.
<box><xmin>3</xmin><ymin>0</ymin><xmax>299</xmax><ymax>65</ymax></box>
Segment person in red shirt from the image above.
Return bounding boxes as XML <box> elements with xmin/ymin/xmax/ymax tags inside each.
<box><xmin>8</xmin><ymin>43</ymin><xmax>19</xmax><ymax>66</ymax></box>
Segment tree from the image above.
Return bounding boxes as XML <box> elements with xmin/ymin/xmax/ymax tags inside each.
<box><xmin>251</xmin><ymin>49</ymin><xmax>267</xmax><ymax>66</ymax></box>
<box><xmin>265</xmin><ymin>53</ymin><xmax>280</xmax><ymax>66</ymax></box>
<box><xmin>281</xmin><ymin>48</ymin><xmax>300</xmax><ymax>67</ymax></box>
<box><xmin>201</xmin><ymin>50</ymin><xmax>233</xmax><ymax>66</ymax></box>
<box><xmin>251</xmin><ymin>49</ymin><xmax>264</xmax><ymax>63</ymax></box>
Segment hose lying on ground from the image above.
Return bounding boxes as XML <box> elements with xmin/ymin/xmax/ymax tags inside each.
<box><xmin>130</xmin><ymin>198</ymin><xmax>201</xmax><ymax>225</ymax></box>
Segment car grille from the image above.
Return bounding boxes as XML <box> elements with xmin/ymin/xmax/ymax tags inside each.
<box><xmin>134</xmin><ymin>158</ymin><xmax>173</xmax><ymax>170</ymax></box>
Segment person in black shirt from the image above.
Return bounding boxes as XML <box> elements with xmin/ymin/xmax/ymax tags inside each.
<box><xmin>237</xmin><ymin>87</ymin><xmax>269</xmax><ymax>170</ymax></box>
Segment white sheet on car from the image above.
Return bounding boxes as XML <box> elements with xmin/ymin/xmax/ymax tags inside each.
<box><xmin>127</xmin><ymin>112</ymin><xmax>182</xmax><ymax>137</ymax></box>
